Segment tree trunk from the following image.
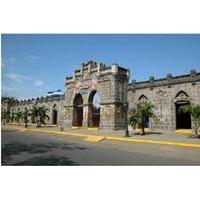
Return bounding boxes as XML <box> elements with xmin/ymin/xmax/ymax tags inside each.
<box><xmin>194</xmin><ymin>124</ymin><xmax>198</xmax><ymax>135</ymax></box>
<box><xmin>141</xmin><ymin>123</ymin><xmax>145</xmax><ymax>135</ymax></box>
<box><xmin>141</xmin><ymin>119</ymin><xmax>145</xmax><ymax>135</ymax></box>
<box><xmin>36</xmin><ymin>116</ymin><xmax>41</xmax><ymax>127</ymax></box>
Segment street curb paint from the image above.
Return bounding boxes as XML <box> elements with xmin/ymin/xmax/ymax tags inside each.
<box><xmin>87</xmin><ymin>127</ymin><xmax>99</xmax><ymax>131</ymax></box>
<box><xmin>175</xmin><ymin>129</ymin><xmax>192</xmax><ymax>134</ymax></box>
<box><xmin>105</xmin><ymin>136</ymin><xmax>200</xmax><ymax>148</ymax></box>
<box><xmin>84</xmin><ymin>136</ymin><xmax>105</xmax><ymax>142</ymax></box>
<box><xmin>18</xmin><ymin>129</ymin><xmax>28</xmax><ymax>133</ymax></box>
<box><xmin>2</xmin><ymin>125</ymin><xmax>200</xmax><ymax>148</ymax></box>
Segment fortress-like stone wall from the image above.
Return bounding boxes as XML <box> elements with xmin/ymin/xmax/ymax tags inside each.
<box><xmin>128</xmin><ymin>70</ymin><xmax>200</xmax><ymax>132</ymax></box>
<box><xmin>1</xmin><ymin>61</ymin><xmax>200</xmax><ymax>133</ymax></box>
<box><xmin>1</xmin><ymin>95</ymin><xmax>65</xmax><ymax>126</ymax></box>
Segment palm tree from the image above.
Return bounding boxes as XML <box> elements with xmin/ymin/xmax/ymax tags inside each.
<box><xmin>30</xmin><ymin>106</ymin><xmax>49</xmax><ymax>127</ymax></box>
<box><xmin>22</xmin><ymin>109</ymin><xmax>30</xmax><ymax>128</ymax></box>
<box><xmin>30</xmin><ymin>106</ymin><xmax>38</xmax><ymax>126</ymax></box>
<box><xmin>38</xmin><ymin>106</ymin><xmax>50</xmax><ymax>126</ymax></box>
<box><xmin>5</xmin><ymin>111</ymin><xmax>11</xmax><ymax>123</ymax></box>
<box><xmin>180</xmin><ymin>104</ymin><xmax>200</xmax><ymax>135</ymax></box>
<box><xmin>10</xmin><ymin>112</ymin><xmax>15</xmax><ymax>123</ymax></box>
<box><xmin>1</xmin><ymin>110</ymin><xmax>8</xmax><ymax>125</ymax></box>
<box><xmin>15</xmin><ymin>111</ymin><xmax>23</xmax><ymax>125</ymax></box>
<box><xmin>128</xmin><ymin>101</ymin><xmax>158</xmax><ymax>135</ymax></box>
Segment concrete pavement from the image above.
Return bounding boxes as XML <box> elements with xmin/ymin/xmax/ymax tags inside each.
<box><xmin>2</xmin><ymin>129</ymin><xmax>200</xmax><ymax>165</ymax></box>
<box><xmin>2</xmin><ymin>124</ymin><xmax>200</xmax><ymax>149</ymax></box>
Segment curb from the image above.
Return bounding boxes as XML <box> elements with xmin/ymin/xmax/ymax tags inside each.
<box><xmin>2</xmin><ymin>125</ymin><xmax>200</xmax><ymax>148</ymax></box>
<box><xmin>106</xmin><ymin>136</ymin><xmax>200</xmax><ymax>148</ymax></box>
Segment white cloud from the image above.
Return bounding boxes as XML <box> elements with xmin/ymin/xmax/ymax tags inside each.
<box><xmin>3</xmin><ymin>73</ymin><xmax>32</xmax><ymax>82</ymax></box>
<box><xmin>2</xmin><ymin>85</ymin><xmax>21</xmax><ymax>92</ymax></box>
<box><xmin>34</xmin><ymin>80</ymin><xmax>43</xmax><ymax>87</ymax></box>
<box><xmin>3</xmin><ymin>58</ymin><xmax>16</xmax><ymax>66</ymax></box>
<box><xmin>27</xmin><ymin>55</ymin><xmax>39</xmax><ymax>62</ymax></box>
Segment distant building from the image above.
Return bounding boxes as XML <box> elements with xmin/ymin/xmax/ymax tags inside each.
<box><xmin>2</xmin><ymin>61</ymin><xmax>200</xmax><ymax>133</ymax></box>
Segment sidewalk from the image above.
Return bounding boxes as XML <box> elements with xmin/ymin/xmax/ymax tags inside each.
<box><xmin>2</xmin><ymin>124</ymin><xmax>200</xmax><ymax>148</ymax></box>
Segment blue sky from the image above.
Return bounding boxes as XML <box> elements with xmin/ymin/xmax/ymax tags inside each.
<box><xmin>1</xmin><ymin>34</ymin><xmax>200</xmax><ymax>99</ymax></box>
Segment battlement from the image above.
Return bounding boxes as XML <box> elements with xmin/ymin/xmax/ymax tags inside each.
<box><xmin>1</xmin><ymin>95</ymin><xmax>65</xmax><ymax>106</ymax></box>
<box><xmin>128</xmin><ymin>70</ymin><xmax>200</xmax><ymax>91</ymax></box>
<box><xmin>65</xmin><ymin>61</ymin><xmax>129</xmax><ymax>84</ymax></box>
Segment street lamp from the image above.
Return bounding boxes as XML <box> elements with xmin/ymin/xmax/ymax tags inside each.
<box><xmin>125</xmin><ymin>103</ymin><xmax>129</xmax><ymax>137</ymax></box>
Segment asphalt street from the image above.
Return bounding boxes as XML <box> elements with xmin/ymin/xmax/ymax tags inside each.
<box><xmin>1</xmin><ymin>129</ymin><xmax>200</xmax><ymax>166</ymax></box>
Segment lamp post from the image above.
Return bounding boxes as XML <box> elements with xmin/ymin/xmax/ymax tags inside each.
<box><xmin>125</xmin><ymin>103</ymin><xmax>129</xmax><ymax>137</ymax></box>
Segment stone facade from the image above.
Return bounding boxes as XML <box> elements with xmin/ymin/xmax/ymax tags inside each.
<box><xmin>64</xmin><ymin>61</ymin><xmax>129</xmax><ymax>130</ymax></box>
<box><xmin>1</xmin><ymin>95</ymin><xmax>65</xmax><ymax>126</ymax></box>
<box><xmin>1</xmin><ymin>61</ymin><xmax>200</xmax><ymax>133</ymax></box>
<box><xmin>128</xmin><ymin>70</ymin><xmax>200</xmax><ymax>132</ymax></box>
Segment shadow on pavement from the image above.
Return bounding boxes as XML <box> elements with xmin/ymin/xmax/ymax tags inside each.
<box><xmin>13</xmin><ymin>155</ymin><xmax>78</xmax><ymax>166</ymax></box>
<box><xmin>1</xmin><ymin>129</ymin><xmax>20</xmax><ymax>133</ymax></box>
<box><xmin>187</xmin><ymin>135</ymin><xmax>200</xmax><ymax>139</ymax></box>
<box><xmin>133</xmin><ymin>132</ymin><xmax>163</xmax><ymax>136</ymax></box>
<box><xmin>1</xmin><ymin>141</ymin><xmax>87</xmax><ymax>165</ymax></box>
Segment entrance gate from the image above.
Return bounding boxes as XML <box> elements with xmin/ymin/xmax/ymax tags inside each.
<box><xmin>65</xmin><ymin>61</ymin><xmax>129</xmax><ymax>130</ymax></box>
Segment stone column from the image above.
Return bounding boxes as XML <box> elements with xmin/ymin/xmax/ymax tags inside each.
<box><xmin>82</xmin><ymin>104</ymin><xmax>89</xmax><ymax>129</ymax></box>
<box><xmin>64</xmin><ymin>106</ymin><xmax>73</xmax><ymax>128</ymax></box>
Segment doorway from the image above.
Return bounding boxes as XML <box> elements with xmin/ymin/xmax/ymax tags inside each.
<box><xmin>73</xmin><ymin>93</ymin><xmax>83</xmax><ymax>126</ymax></box>
<box><xmin>52</xmin><ymin>109</ymin><xmax>57</xmax><ymax>125</ymax></box>
<box><xmin>88</xmin><ymin>90</ymin><xmax>100</xmax><ymax>128</ymax></box>
<box><xmin>176</xmin><ymin>102</ymin><xmax>191</xmax><ymax>129</ymax></box>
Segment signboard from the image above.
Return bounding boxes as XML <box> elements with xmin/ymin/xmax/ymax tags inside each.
<box><xmin>73</xmin><ymin>79</ymin><xmax>97</xmax><ymax>94</ymax></box>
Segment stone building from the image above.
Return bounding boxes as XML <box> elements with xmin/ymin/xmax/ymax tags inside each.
<box><xmin>1</xmin><ymin>61</ymin><xmax>200</xmax><ymax>133</ymax></box>
<box><xmin>1</xmin><ymin>95</ymin><xmax>65</xmax><ymax>126</ymax></box>
<box><xmin>128</xmin><ymin>70</ymin><xmax>200</xmax><ymax>132</ymax></box>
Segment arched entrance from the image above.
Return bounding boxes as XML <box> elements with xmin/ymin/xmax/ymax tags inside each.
<box><xmin>88</xmin><ymin>90</ymin><xmax>100</xmax><ymax>128</ymax></box>
<box><xmin>73</xmin><ymin>93</ymin><xmax>83</xmax><ymax>126</ymax></box>
<box><xmin>138</xmin><ymin>95</ymin><xmax>149</xmax><ymax>128</ymax></box>
<box><xmin>175</xmin><ymin>91</ymin><xmax>191</xmax><ymax>129</ymax></box>
<box><xmin>176</xmin><ymin>101</ymin><xmax>191</xmax><ymax>129</ymax></box>
<box><xmin>52</xmin><ymin>109</ymin><xmax>57</xmax><ymax>125</ymax></box>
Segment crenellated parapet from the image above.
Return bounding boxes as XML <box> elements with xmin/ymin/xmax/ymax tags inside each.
<box><xmin>65</xmin><ymin>60</ymin><xmax>129</xmax><ymax>85</ymax></box>
<box><xmin>20</xmin><ymin>95</ymin><xmax>65</xmax><ymax>105</ymax></box>
<box><xmin>128</xmin><ymin>70</ymin><xmax>200</xmax><ymax>91</ymax></box>
<box><xmin>1</xmin><ymin>95</ymin><xmax>65</xmax><ymax>107</ymax></box>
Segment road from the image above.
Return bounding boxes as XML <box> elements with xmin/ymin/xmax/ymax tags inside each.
<box><xmin>1</xmin><ymin>129</ymin><xmax>200</xmax><ymax>165</ymax></box>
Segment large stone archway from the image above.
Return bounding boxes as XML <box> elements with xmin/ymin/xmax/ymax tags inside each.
<box><xmin>88</xmin><ymin>90</ymin><xmax>100</xmax><ymax>128</ymax></box>
<box><xmin>64</xmin><ymin>61</ymin><xmax>129</xmax><ymax>130</ymax></box>
<box><xmin>72</xmin><ymin>93</ymin><xmax>83</xmax><ymax>127</ymax></box>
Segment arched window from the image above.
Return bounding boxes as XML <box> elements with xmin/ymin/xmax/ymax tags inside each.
<box><xmin>138</xmin><ymin>95</ymin><xmax>148</xmax><ymax>102</ymax></box>
<box><xmin>175</xmin><ymin>91</ymin><xmax>189</xmax><ymax>99</ymax></box>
